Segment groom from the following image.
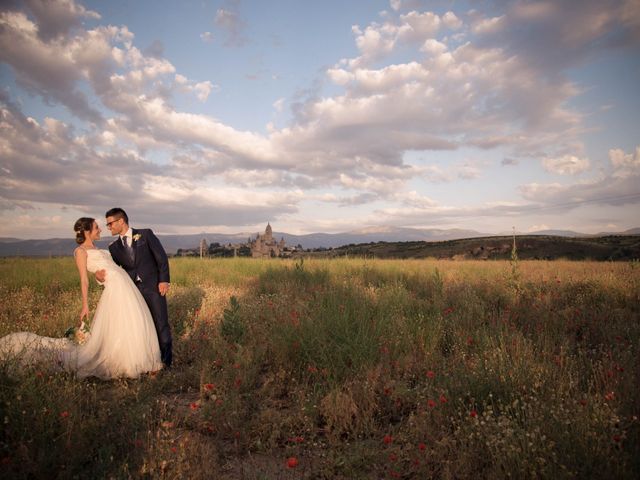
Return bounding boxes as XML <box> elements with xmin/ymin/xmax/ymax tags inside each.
<box><xmin>97</xmin><ymin>208</ymin><xmax>173</xmax><ymax>369</ymax></box>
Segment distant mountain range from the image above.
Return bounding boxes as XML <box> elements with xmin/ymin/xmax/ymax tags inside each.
<box><xmin>0</xmin><ymin>226</ymin><xmax>638</xmax><ymax>257</ymax></box>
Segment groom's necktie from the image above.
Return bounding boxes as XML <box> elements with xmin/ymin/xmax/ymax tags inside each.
<box><xmin>122</xmin><ymin>236</ymin><xmax>134</xmax><ymax>262</ymax></box>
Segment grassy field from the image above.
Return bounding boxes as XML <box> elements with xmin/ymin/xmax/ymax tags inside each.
<box><xmin>0</xmin><ymin>256</ymin><xmax>638</xmax><ymax>479</ymax></box>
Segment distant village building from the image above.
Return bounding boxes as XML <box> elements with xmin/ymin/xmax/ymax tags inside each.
<box><xmin>250</xmin><ymin>223</ymin><xmax>286</xmax><ymax>258</ymax></box>
<box><xmin>175</xmin><ymin>223</ymin><xmax>296</xmax><ymax>258</ymax></box>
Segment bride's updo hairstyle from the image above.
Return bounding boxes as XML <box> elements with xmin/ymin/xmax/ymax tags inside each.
<box><xmin>74</xmin><ymin>217</ymin><xmax>95</xmax><ymax>244</ymax></box>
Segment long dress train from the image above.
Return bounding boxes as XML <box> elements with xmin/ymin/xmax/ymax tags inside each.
<box><xmin>0</xmin><ymin>249</ymin><xmax>163</xmax><ymax>379</ymax></box>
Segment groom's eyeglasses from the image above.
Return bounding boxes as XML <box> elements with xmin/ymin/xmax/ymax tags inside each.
<box><xmin>106</xmin><ymin>218</ymin><xmax>122</xmax><ymax>228</ymax></box>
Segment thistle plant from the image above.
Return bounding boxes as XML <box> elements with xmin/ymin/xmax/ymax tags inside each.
<box><xmin>507</xmin><ymin>226</ymin><xmax>523</xmax><ymax>297</ymax></box>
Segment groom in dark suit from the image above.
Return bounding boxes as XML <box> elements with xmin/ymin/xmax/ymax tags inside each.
<box><xmin>98</xmin><ymin>207</ymin><xmax>173</xmax><ymax>368</ymax></box>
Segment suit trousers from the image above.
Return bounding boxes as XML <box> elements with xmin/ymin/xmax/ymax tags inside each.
<box><xmin>137</xmin><ymin>284</ymin><xmax>173</xmax><ymax>367</ymax></box>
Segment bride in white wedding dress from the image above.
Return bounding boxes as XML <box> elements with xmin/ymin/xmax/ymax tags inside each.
<box><xmin>0</xmin><ymin>217</ymin><xmax>163</xmax><ymax>379</ymax></box>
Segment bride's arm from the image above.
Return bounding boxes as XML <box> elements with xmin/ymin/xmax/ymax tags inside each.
<box><xmin>74</xmin><ymin>248</ymin><xmax>90</xmax><ymax>323</ymax></box>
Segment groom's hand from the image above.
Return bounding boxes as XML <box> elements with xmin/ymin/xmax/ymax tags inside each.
<box><xmin>95</xmin><ymin>269</ymin><xmax>106</xmax><ymax>283</ymax></box>
<box><xmin>158</xmin><ymin>282</ymin><xmax>170</xmax><ymax>296</ymax></box>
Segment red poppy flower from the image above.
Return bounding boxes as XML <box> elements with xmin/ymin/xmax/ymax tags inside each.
<box><xmin>389</xmin><ymin>453</ymin><xmax>398</xmax><ymax>462</ymax></box>
<box><xmin>190</xmin><ymin>402</ymin><xmax>199</xmax><ymax>411</ymax></box>
<box><xmin>470</xmin><ymin>410</ymin><xmax>478</xmax><ymax>418</ymax></box>
<box><xmin>383</xmin><ymin>434</ymin><xmax>393</xmax><ymax>444</ymax></box>
<box><xmin>426</xmin><ymin>370</ymin><xmax>435</xmax><ymax>379</ymax></box>
<box><xmin>60</xmin><ymin>411</ymin><xmax>70</xmax><ymax>418</ymax></box>
<box><xmin>203</xmin><ymin>383</ymin><xmax>215</xmax><ymax>391</ymax></box>
<box><xmin>439</xmin><ymin>394</ymin><xmax>447</xmax><ymax>404</ymax></box>
<box><xmin>427</xmin><ymin>399</ymin><xmax>436</xmax><ymax>408</ymax></box>
<box><xmin>604</xmin><ymin>391</ymin><xmax>615</xmax><ymax>401</ymax></box>
<box><xmin>418</xmin><ymin>442</ymin><xmax>426</xmax><ymax>451</ymax></box>
<box><xmin>286</xmin><ymin>457</ymin><xmax>299</xmax><ymax>468</ymax></box>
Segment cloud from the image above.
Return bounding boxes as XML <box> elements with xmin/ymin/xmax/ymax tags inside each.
<box><xmin>472</xmin><ymin>0</ymin><xmax>640</xmax><ymax>70</ymax></box>
<box><xmin>356</xmin><ymin>149</ymin><xmax>640</xmax><ymax>227</ymax></box>
<box><xmin>610</xmin><ymin>146</ymin><xmax>640</xmax><ymax>178</ymax></box>
<box><xmin>143</xmin><ymin>39</ymin><xmax>164</xmax><ymax>59</ymax></box>
<box><xmin>0</xmin><ymin>89</ymin><xmax>301</xmax><ymax>229</ymax></box>
<box><xmin>1</xmin><ymin>0</ymin><xmax>638</xmax><ymax>237</ymax></box>
<box><xmin>348</xmin><ymin>9</ymin><xmax>461</xmax><ymax>68</ymax></box>
<box><xmin>519</xmin><ymin>146</ymin><xmax>640</xmax><ymax>207</ymax></box>
<box><xmin>542</xmin><ymin>155</ymin><xmax>590</xmax><ymax>175</ymax></box>
<box><xmin>200</xmin><ymin>31</ymin><xmax>214</xmax><ymax>43</ymax></box>
<box><xmin>472</xmin><ymin>15</ymin><xmax>506</xmax><ymax>35</ymax></box>
<box><xmin>0</xmin><ymin>10</ymin><xmax>104</xmax><ymax>123</ymax></box>
<box><xmin>279</xmin><ymin>20</ymin><xmax>585</xmax><ymax>186</ymax></box>
<box><xmin>273</xmin><ymin>98</ymin><xmax>285</xmax><ymax>113</ymax></box>
<box><xmin>528</xmin><ymin>224</ymin><xmax>550</xmax><ymax>232</ymax></box>
<box><xmin>23</xmin><ymin>0</ymin><xmax>100</xmax><ymax>41</ymax></box>
<box><xmin>174</xmin><ymin>75</ymin><xmax>216</xmax><ymax>102</ymax></box>
<box><xmin>215</xmin><ymin>7</ymin><xmax>247</xmax><ymax>47</ymax></box>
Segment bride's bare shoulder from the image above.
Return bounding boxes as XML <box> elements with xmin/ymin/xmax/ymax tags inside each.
<box><xmin>73</xmin><ymin>246</ymin><xmax>88</xmax><ymax>258</ymax></box>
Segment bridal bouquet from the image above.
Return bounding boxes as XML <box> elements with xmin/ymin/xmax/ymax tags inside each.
<box><xmin>65</xmin><ymin>321</ymin><xmax>91</xmax><ymax>345</ymax></box>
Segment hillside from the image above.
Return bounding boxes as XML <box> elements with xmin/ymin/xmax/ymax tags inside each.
<box><xmin>301</xmin><ymin>235</ymin><xmax>640</xmax><ymax>261</ymax></box>
<box><xmin>1</xmin><ymin>229</ymin><xmax>639</xmax><ymax>259</ymax></box>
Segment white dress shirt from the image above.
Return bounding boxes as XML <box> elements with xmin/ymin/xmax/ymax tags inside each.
<box><xmin>120</xmin><ymin>227</ymin><xmax>133</xmax><ymax>247</ymax></box>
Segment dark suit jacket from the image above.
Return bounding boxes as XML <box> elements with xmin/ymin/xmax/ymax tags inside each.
<box><xmin>109</xmin><ymin>228</ymin><xmax>170</xmax><ymax>290</ymax></box>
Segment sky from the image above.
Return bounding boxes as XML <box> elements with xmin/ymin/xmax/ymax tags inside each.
<box><xmin>0</xmin><ymin>0</ymin><xmax>639</xmax><ymax>240</ymax></box>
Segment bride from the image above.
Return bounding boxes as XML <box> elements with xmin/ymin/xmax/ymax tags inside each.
<box><xmin>0</xmin><ymin>217</ymin><xmax>163</xmax><ymax>379</ymax></box>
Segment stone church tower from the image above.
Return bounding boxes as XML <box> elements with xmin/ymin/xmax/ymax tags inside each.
<box><xmin>250</xmin><ymin>223</ymin><xmax>286</xmax><ymax>258</ymax></box>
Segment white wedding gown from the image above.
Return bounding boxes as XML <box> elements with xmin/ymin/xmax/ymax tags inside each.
<box><xmin>0</xmin><ymin>249</ymin><xmax>163</xmax><ymax>379</ymax></box>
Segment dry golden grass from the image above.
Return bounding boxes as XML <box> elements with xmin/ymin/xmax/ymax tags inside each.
<box><xmin>0</xmin><ymin>256</ymin><xmax>638</xmax><ymax>478</ymax></box>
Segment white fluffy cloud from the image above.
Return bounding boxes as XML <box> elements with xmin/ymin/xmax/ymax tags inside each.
<box><xmin>610</xmin><ymin>146</ymin><xmax>640</xmax><ymax>178</ymax></box>
<box><xmin>519</xmin><ymin>146</ymin><xmax>640</xmax><ymax>207</ymax></box>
